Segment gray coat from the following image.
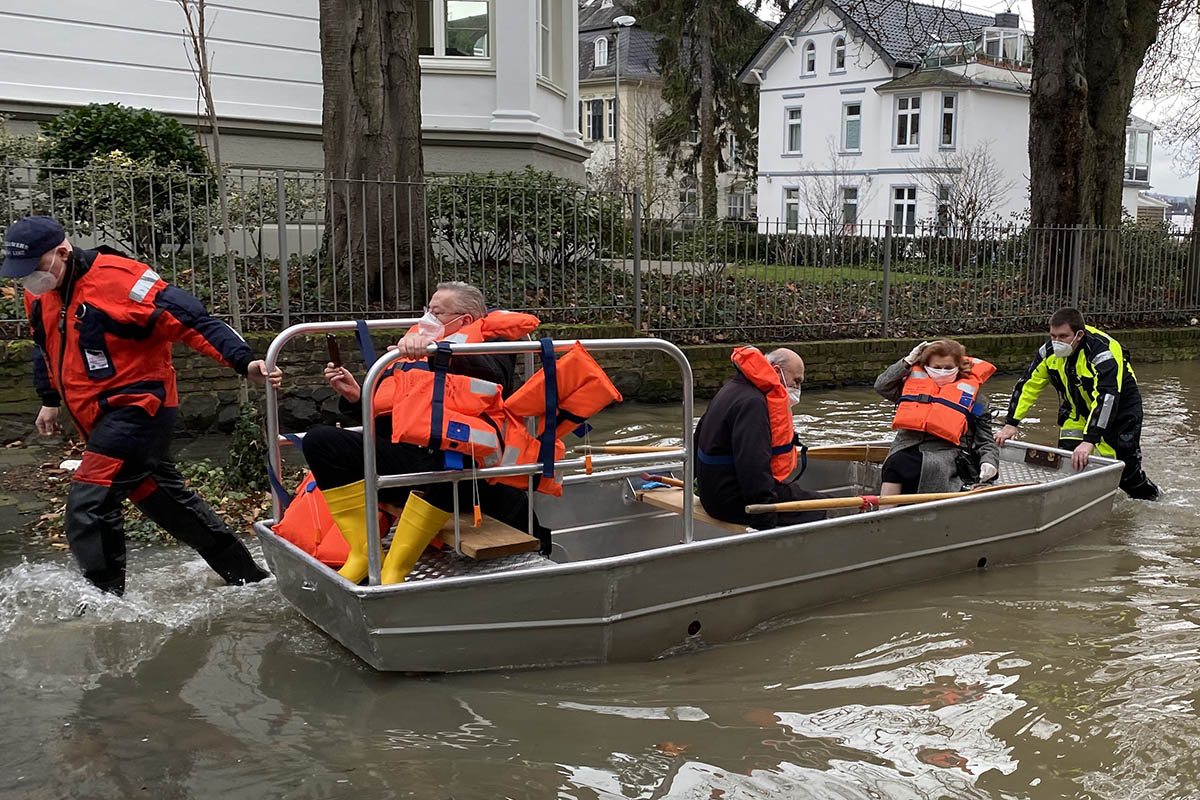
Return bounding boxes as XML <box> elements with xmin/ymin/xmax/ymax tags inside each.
<box><xmin>874</xmin><ymin>359</ymin><xmax>1001</xmax><ymax>493</ymax></box>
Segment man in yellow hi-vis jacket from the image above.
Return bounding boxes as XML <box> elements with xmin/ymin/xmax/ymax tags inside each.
<box><xmin>994</xmin><ymin>307</ymin><xmax>1160</xmax><ymax>500</ymax></box>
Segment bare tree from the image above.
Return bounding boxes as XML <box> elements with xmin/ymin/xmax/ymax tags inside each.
<box><xmin>909</xmin><ymin>141</ymin><xmax>1017</xmax><ymax>239</ymax></box>
<box><xmin>590</xmin><ymin>87</ymin><xmax>685</xmax><ymax>219</ymax></box>
<box><xmin>793</xmin><ymin>137</ymin><xmax>876</xmax><ymax>231</ymax></box>
<box><xmin>177</xmin><ymin>0</ymin><xmax>242</xmax><ymax>335</ymax></box>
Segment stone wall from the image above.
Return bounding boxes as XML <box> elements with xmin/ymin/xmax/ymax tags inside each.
<box><xmin>3</xmin><ymin>324</ymin><xmax>1199</xmax><ymax>435</ymax></box>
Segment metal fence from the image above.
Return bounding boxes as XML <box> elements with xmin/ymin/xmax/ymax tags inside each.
<box><xmin>1</xmin><ymin>162</ymin><xmax>1196</xmax><ymax>342</ymax></box>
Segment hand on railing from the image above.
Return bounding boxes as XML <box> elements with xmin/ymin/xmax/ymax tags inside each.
<box><xmin>994</xmin><ymin>424</ymin><xmax>1019</xmax><ymax>447</ymax></box>
<box><xmin>324</xmin><ymin>362</ymin><xmax>361</xmax><ymax>403</ymax></box>
<box><xmin>247</xmin><ymin>360</ymin><xmax>283</xmax><ymax>389</ymax></box>
<box><xmin>394</xmin><ymin>331</ymin><xmax>436</xmax><ymax>360</ymax></box>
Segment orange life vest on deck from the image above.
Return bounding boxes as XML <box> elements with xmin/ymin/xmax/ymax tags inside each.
<box><xmin>272</xmin><ymin>472</ymin><xmax>396</xmax><ymax>567</ymax></box>
<box><xmin>891</xmin><ymin>358</ymin><xmax>996</xmax><ymax>445</ymax></box>
<box><xmin>730</xmin><ymin>346</ymin><xmax>797</xmax><ymax>482</ymax></box>
<box><xmin>388</xmin><ymin>362</ymin><xmax>507</xmax><ymax>466</ymax></box>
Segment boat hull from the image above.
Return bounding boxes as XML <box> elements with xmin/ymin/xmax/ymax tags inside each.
<box><xmin>255</xmin><ymin>450</ymin><xmax>1121</xmax><ymax>672</ymax></box>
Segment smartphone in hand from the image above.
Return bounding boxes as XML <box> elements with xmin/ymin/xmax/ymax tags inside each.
<box><xmin>326</xmin><ymin>334</ymin><xmax>342</xmax><ymax>368</ymax></box>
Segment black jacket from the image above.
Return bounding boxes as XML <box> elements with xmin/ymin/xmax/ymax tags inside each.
<box><xmin>695</xmin><ymin>373</ymin><xmax>817</xmax><ymax>528</ymax></box>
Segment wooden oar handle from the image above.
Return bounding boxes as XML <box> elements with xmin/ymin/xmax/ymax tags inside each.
<box><xmin>640</xmin><ymin>473</ymin><xmax>686</xmax><ymax>488</ymax></box>
<box><xmin>576</xmin><ymin>444</ymin><xmax>680</xmax><ymax>455</ymax></box>
<box><xmin>579</xmin><ymin>443</ymin><xmax>888</xmax><ymax>463</ymax></box>
<box><xmin>745</xmin><ymin>482</ymin><xmax>1035</xmax><ymax>514</ymax></box>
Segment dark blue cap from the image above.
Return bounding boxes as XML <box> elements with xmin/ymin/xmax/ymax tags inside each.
<box><xmin>2</xmin><ymin>216</ymin><xmax>66</xmax><ymax>278</ymax></box>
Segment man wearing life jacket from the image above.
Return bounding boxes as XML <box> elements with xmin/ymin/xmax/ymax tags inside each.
<box><xmin>3</xmin><ymin>215</ymin><xmax>280</xmax><ymax>597</ymax></box>
<box><xmin>300</xmin><ymin>281</ymin><xmax>555</xmax><ymax>585</ymax></box>
<box><xmin>875</xmin><ymin>339</ymin><xmax>1000</xmax><ymax>496</ymax></box>
<box><xmin>694</xmin><ymin>347</ymin><xmax>828</xmax><ymax>529</ymax></box>
<box><xmin>995</xmin><ymin>307</ymin><xmax>1160</xmax><ymax>499</ymax></box>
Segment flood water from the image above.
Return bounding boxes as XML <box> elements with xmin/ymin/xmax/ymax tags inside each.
<box><xmin>2</xmin><ymin>361</ymin><xmax>1199</xmax><ymax>799</ymax></box>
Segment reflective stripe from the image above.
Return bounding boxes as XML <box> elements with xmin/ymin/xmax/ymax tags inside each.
<box><xmin>444</xmin><ymin>332</ymin><xmax>469</xmax><ymax>343</ymax></box>
<box><xmin>1038</xmin><ymin>343</ymin><xmax>1049</xmax><ymax>358</ymax></box>
<box><xmin>469</xmin><ymin>429</ymin><xmax>500</xmax><ymax>451</ymax></box>
<box><xmin>1096</xmin><ymin>393</ymin><xmax>1116</xmax><ymax>428</ymax></box>
<box><xmin>128</xmin><ymin>268</ymin><xmax>160</xmax><ymax>302</ymax></box>
<box><xmin>468</xmin><ymin>378</ymin><xmax>500</xmax><ymax>396</ymax></box>
<box><xmin>910</xmin><ymin>368</ymin><xmax>928</xmax><ymax>378</ymax></box>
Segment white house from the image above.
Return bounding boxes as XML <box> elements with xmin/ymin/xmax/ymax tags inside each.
<box><xmin>0</xmin><ymin>0</ymin><xmax>588</xmax><ymax>177</ymax></box>
<box><xmin>577</xmin><ymin>0</ymin><xmax>758</xmax><ymax>219</ymax></box>
<box><xmin>739</xmin><ymin>0</ymin><xmax>1165</xmax><ymax>229</ymax></box>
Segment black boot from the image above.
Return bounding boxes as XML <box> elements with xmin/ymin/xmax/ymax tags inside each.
<box><xmin>1123</xmin><ymin>475</ymin><xmax>1162</xmax><ymax>501</ymax></box>
<box><xmin>90</xmin><ymin>570</ymin><xmax>126</xmax><ymax>597</ymax></box>
<box><xmin>200</xmin><ymin>539</ymin><xmax>270</xmax><ymax>585</ymax></box>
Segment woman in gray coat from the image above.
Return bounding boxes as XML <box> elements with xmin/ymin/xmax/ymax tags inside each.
<box><xmin>874</xmin><ymin>339</ymin><xmax>1001</xmax><ymax>495</ymax></box>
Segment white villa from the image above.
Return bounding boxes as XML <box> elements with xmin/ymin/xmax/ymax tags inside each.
<box><xmin>0</xmin><ymin>0</ymin><xmax>588</xmax><ymax>178</ymax></box>
<box><xmin>738</xmin><ymin>0</ymin><xmax>1167</xmax><ymax>229</ymax></box>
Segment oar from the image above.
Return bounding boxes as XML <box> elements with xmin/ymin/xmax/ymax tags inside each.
<box><xmin>639</xmin><ymin>473</ymin><xmax>686</xmax><ymax>488</ymax></box>
<box><xmin>577</xmin><ymin>443</ymin><xmax>888</xmax><ymax>462</ymax></box>
<box><xmin>745</xmin><ymin>482</ymin><xmax>1036</xmax><ymax>515</ymax></box>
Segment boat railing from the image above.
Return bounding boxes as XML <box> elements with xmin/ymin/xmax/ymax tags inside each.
<box><xmin>264</xmin><ymin>326</ymin><xmax>695</xmax><ymax>586</ymax></box>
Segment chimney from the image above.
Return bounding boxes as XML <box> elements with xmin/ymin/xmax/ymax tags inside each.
<box><xmin>993</xmin><ymin>11</ymin><xmax>1020</xmax><ymax>28</ymax></box>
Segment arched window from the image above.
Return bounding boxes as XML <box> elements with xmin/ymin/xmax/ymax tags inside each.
<box><xmin>803</xmin><ymin>40</ymin><xmax>816</xmax><ymax>75</ymax></box>
<box><xmin>594</xmin><ymin>36</ymin><xmax>609</xmax><ymax>68</ymax></box>
<box><xmin>832</xmin><ymin>36</ymin><xmax>846</xmax><ymax>71</ymax></box>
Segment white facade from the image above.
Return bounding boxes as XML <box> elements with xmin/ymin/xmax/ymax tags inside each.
<box><xmin>0</xmin><ymin>0</ymin><xmax>587</xmax><ymax>176</ymax></box>
<box><xmin>745</xmin><ymin>5</ymin><xmax>1031</xmax><ymax>229</ymax></box>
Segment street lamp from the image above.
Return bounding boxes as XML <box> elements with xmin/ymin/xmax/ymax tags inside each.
<box><xmin>611</xmin><ymin>14</ymin><xmax>636</xmax><ymax>182</ymax></box>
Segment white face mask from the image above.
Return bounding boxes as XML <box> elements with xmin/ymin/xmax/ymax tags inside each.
<box><xmin>21</xmin><ymin>269</ymin><xmax>57</xmax><ymax>296</ymax></box>
<box><xmin>786</xmin><ymin>386</ymin><xmax>802</xmax><ymax>406</ymax></box>
<box><xmin>925</xmin><ymin>365</ymin><xmax>959</xmax><ymax>385</ymax></box>
<box><xmin>1050</xmin><ymin>339</ymin><xmax>1075</xmax><ymax>359</ymax></box>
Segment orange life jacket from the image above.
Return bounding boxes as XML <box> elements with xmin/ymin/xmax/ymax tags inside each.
<box><xmin>272</xmin><ymin>472</ymin><xmax>396</xmax><ymax>568</ymax></box>
<box><xmin>730</xmin><ymin>346</ymin><xmax>797</xmax><ymax>482</ymax></box>
<box><xmin>891</xmin><ymin>358</ymin><xmax>996</xmax><ymax>445</ymax></box>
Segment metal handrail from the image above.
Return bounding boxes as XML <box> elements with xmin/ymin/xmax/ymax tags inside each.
<box><xmin>263</xmin><ymin>318</ymin><xmax>422</xmax><ymax>521</ymax></box>
<box><xmin>360</xmin><ymin>337</ymin><xmax>696</xmax><ymax>585</ymax></box>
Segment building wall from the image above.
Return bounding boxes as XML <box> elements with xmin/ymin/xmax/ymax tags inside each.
<box><xmin>0</xmin><ymin>0</ymin><xmax>587</xmax><ymax>178</ymax></box>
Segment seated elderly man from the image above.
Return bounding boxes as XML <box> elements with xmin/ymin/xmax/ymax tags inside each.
<box><xmin>694</xmin><ymin>346</ymin><xmax>827</xmax><ymax>529</ymax></box>
<box><xmin>302</xmin><ymin>281</ymin><xmax>550</xmax><ymax>585</ymax></box>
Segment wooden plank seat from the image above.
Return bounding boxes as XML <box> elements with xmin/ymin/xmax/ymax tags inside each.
<box><xmin>380</xmin><ymin>504</ymin><xmax>541</xmax><ymax>560</ymax></box>
<box><xmin>634</xmin><ymin>487</ymin><xmax>749</xmax><ymax>535</ymax></box>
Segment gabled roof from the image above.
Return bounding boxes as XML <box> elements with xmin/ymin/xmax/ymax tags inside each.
<box><xmin>739</xmin><ymin>0</ymin><xmax>995</xmax><ymax>82</ymax></box>
<box><xmin>579</xmin><ymin>0</ymin><xmax>661</xmax><ymax>82</ymax></box>
<box><xmin>874</xmin><ymin>67</ymin><xmax>975</xmax><ymax>91</ymax></box>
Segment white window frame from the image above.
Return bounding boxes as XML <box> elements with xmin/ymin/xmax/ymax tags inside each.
<box><xmin>420</xmin><ymin>0</ymin><xmax>492</xmax><ymax>61</ymax></box>
<box><xmin>785</xmin><ymin>107</ymin><xmax>803</xmax><ymax>154</ymax></box>
<box><xmin>936</xmin><ymin>183</ymin><xmax>952</xmax><ymax>233</ymax></box>
<box><xmin>842</xmin><ymin>101</ymin><xmax>861</xmax><ymax>153</ymax></box>
<box><xmin>802</xmin><ymin>40</ymin><xmax>817</xmax><ymax>75</ymax></box>
<box><xmin>728</xmin><ymin>187</ymin><xmax>746</xmax><ymax>220</ymax></box>
<box><xmin>606</xmin><ymin>98</ymin><xmax>616</xmax><ymax>140</ymax></box>
<box><xmin>784</xmin><ymin>187</ymin><xmax>801</xmax><ymax>232</ymax></box>
<box><xmin>981</xmin><ymin>28</ymin><xmax>1031</xmax><ymax>65</ymax></box>
<box><xmin>586</xmin><ymin>98</ymin><xmax>604</xmax><ymax>142</ymax></box>
<box><xmin>841</xmin><ymin>186</ymin><xmax>859</xmax><ymax>228</ymax></box>
<box><xmin>537</xmin><ymin>0</ymin><xmax>562</xmax><ymax>87</ymax></box>
<box><xmin>1125</xmin><ymin>129</ymin><xmax>1152</xmax><ymax>182</ymax></box>
<box><xmin>680</xmin><ymin>177</ymin><xmax>699</xmax><ymax>218</ymax></box>
<box><xmin>832</xmin><ymin>36</ymin><xmax>846</xmax><ymax>72</ymax></box>
<box><xmin>894</xmin><ymin>94</ymin><xmax>920</xmax><ymax>149</ymax></box>
<box><xmin>892</xmin><ymin>185</ymin><xmax>917</xmax><ymax>233</ymax></box>
<box><xmin>688</xmin><ymin>126</ymin><xmax>700</xmax><ymax>145</ymax></box>
<box><xmin>940</xmin><ymin>93</ymin><xmax>957</xmax><ymax>149</ymax></box>
<box><xmin>594</xmin><ymin>36</ymin><xmax>609</xmax><ymax>68</ymax></box>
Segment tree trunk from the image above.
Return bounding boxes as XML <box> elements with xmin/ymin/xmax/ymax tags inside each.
<box><xmin>697</xmin><ymin>1</ymin><xmax>718</xmax><ymax>221</ymax></box>
<box><xmin>319</xmin><ymin>0</ymin><xmax>427</xmax><ymax>312</ymax></box>
<box><xmin>1028</xmin><ymin>0</ymin><xmax>1161</xmax><ymax>292</ymax></box>
<box><xmin>1187</xmin><ymin>168</ymin><xmax>1200</xmax><ymax>306</ymax></box>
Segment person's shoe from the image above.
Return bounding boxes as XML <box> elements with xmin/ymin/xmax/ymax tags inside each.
<box><xmin>89</xmin><ymin>571</ymin><xmax>126</xmax><ymax>597</ymax></box>
<box><xmin>322</xmin><ymin>481</ymin><xmax>371</xmax><ymax>584</ymax></box>
<box><xmin>380</xmin><ymin>491</ymin><xmax>452</xmax><ymax>585</ymax></box>
<box><xmin>201</xmin><ymin>539</ymin><xmax>270</xmax><ymax>585</ymax></box>
<box><xmin>1124</xmin><ymin>476</ymin><xmax>1162</xmax><ymax>501</ymax></box>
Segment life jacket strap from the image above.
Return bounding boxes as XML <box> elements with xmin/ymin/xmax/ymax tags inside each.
<box><xmin>538</xmin><ymin>338</ymin><xmax>558</xmax><ymax>478</ymax></box>
<box><xmin>898</xmin><ymin>393</ymin><xmax>982</xmax><ymax>419</ymax></box>
<box><xmin>267</xmin><ymin>432</ymin><xmax>305</xmax><ymax>511</ymax></box>
<box><xmin>354</xmin><ymin>320</ymin><xmax>376</xmax><ymax>365</ymax></box>
<box><xmin>696</xmin><ymin>447</ymin><xmax>734</xmax><ymax>466</ymax></box>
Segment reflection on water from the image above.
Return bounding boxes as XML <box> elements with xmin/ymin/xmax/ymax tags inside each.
<box><xmin>1</xmin><ymin>362</ymin><xmax>1199</xmax><ymax>798</ymax></box>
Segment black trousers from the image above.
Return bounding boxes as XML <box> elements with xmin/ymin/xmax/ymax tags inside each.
<box><xmin>1057</xmin><ymin>390</ymin><xmax>1158</xmax><ymax>499</ymax></box>
<box><xmin>66</xmin><ymin>407</ymin><xmax>265</xmax><ymax>594</ymax></box>
<box><xmin>301</xmin><ymin>423</ymin><xmax>552</xmax><ymax>554</ymax></box>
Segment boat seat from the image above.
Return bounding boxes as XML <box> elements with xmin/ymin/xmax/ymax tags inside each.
<box><xmin>380</xmin><ymin>503</ymin><xmax>541</xmax><ymax>560</ymax></box>
<box><xmin>634</xmin><ymin>487</ymin><xmax>749</xmax><ymax>535</ymax></box>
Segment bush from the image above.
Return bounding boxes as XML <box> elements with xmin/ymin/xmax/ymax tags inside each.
<box><xmin>39</xmin><ymin>103</ymin><xmax>208</xmax><ymax>172</ymax></box>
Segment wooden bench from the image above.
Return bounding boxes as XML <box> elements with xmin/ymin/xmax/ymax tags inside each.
<box><xmin>634</xmin><ymin>487</ymin><xmax>749</xmax><ymax>535</ymax></box>
<box><xmin>380</xmin><ymin>504</ymin><xmax>541</xmax><ymax>560</ymax></box>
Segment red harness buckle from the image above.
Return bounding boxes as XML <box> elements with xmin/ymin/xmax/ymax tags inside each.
<box><xmin>859</xmin><ymin>495</ymin><xmax>880</xmax><ymax>511</ymax></box>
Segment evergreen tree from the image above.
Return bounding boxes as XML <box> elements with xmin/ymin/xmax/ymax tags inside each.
<box><xmin>631</xmin><ymin>0</ymin><xmax>764</xmax><ymax>219</ymax></box>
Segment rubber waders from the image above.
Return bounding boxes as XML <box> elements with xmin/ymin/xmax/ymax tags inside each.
<box><xmin>381</xmin><ymin>491</ymin><xmax>452</xmax><ymax>585</ymax></box>
<box><xmin>322</xmin><ymin>481</ymin><xmax>370</xmax><ymax>584</ymax></box>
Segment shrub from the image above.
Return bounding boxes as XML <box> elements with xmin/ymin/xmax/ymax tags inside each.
<box><xmin>38</xmin><ymin>103</ymin><xmax>208</xmax><ymax>172</ymax></box>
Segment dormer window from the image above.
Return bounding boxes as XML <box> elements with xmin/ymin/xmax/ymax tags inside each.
<box><xmin>980</xmin><ymin>28</ymin><xmax>1031</xmax><ymax>65</ymax></box>
<box><xmin>803</xmin><ymin>41</ymin><xmax>816</xmax><ymax>75</ymax></box>
<box><xmin>832</xmin><ymin>36</ymin><xmax>846</xmax><ymax>71</ymax></box>
<box><xmin>594</xmin><ymin>36</ymin><xmax>609</xmax><ymax>68</ymax></box>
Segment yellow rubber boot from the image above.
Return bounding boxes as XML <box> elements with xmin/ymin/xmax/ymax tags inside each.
<box><xmin>322</xmin><ymin>481</ymin><xmax>370</xmax><ymax>584</ymax></box>
<box><xmin>380</xmin><ymin>491</ymin><xmax>452</xmax><ymax>585</ymax></box>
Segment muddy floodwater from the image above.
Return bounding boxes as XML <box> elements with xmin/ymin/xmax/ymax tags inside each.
<box><xmin>2</xmin><ymin>361</ymin><xmax>1199</xmax><ymax>799</ymax></box>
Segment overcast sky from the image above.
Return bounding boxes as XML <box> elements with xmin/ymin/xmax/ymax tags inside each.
<box><xmin>747</xmin><ymin>0</ymin><xmax>1197</xmax><ymax>198</ymax></box>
